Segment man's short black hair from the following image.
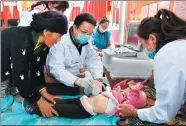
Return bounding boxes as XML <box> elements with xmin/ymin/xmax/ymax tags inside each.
<box><xmin>74</xmin><ymin>13</ymin><xmax>96</xmax><ymax>28</ymax></box>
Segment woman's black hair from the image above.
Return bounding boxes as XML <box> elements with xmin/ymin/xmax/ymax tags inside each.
<box><xmin>137</xmin><ymin>9</ymin><xmax>186</xmax><ymax>51</ymax></box>
<box><xmin>74</xmin><ymin>13</ymin><xmax>96</xmax><ymax>28</ymax></box>
<box><xmin>99</xmin><ymin>17</ymin><xmax>109</xmax><ymax>25</ymax></box>
<box><xmin>30</xmin><ymin>11</ymin><xmax>68</xmax><ymax>34</ymax></box>
<box><xmin>31</xmin><ymin>1</ymin><xmax>69</xmax><ymax>11</ymax></box>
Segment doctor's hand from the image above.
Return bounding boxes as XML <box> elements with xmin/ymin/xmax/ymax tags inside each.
<box><xmin>91</xmin><ymin>80</ymin><xmax>105</xmax><ymax>96</ymax></box>
<box><xmin>117</xmin><ymin>104</ymin><xmax>137</xmax><ymax>117</ymax></box>
<box><xmin>40</xmin><ymin>88</ymin><xmax>61</xmax><ymax>104</ymax></box>
<box><xmin>75</xmin><ymin>77</ymin><xmax>93</xmax><ymax>88</ymax></box>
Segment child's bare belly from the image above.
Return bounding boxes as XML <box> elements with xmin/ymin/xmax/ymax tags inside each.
<box><xmin>87</xmin><ymin>94</ymin><xmax>109</xmax><ymax>114</ymax></box>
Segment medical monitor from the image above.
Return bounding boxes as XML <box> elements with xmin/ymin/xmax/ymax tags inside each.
<box><xmin>125</xmin><ymin>21</ymin><xmax>141</xmax><ymax>51</ymax></box>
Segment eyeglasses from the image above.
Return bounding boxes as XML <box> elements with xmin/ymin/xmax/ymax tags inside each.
<box><xmin>77</xmin><ymin>28</ymin><xmax>93</xmax><ymax>36</ymax></box>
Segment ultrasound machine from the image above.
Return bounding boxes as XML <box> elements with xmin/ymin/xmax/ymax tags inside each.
<box><xmin>102</xmin><ymin>21</ymin><xmax>154</xmax><ymax>80</ymax></box>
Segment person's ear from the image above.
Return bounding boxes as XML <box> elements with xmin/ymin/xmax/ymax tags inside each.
<box><xmin>149</xmin><ymin>34</ymin><xmax>157</xmax><ymax>45</ymax></box>
<box><xmin>73</xmin><ymin>25</ymin><xmax>77</xmax><ymax>31</ymax></box>
<box><xmin>43</xmin><ymin>29</ymin><xmax>51</xmax><ymax>36</ymax></box>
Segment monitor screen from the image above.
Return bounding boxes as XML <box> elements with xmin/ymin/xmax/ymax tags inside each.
<box><xmin>125</xmin><ymin>21</ymin><xmax>141</xmax><ymax>51</ymax></box>
<box><xmin>127</xmin><ymin>21</ymin><xmax>140</xmax><ymax>46</ymax></box>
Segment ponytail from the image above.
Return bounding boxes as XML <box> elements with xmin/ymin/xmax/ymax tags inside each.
<box><xmin>155</xmin><ymin>9</ymin><xmax>186</xmax><ymax>39</ymax></box>
<box><xmin>137</xmin><ymin>9</ymin><xmax>186</xmax><ymax>51</ymax></box>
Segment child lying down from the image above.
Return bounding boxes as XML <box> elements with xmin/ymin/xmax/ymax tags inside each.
<box><xmin>23</xmin><ymin>80</ymin><xmax>147</xmax><ymax>119</ymax></box>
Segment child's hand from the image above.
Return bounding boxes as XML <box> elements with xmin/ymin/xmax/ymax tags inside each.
<box><xmin>113</xmin><ymin>80</ymin><xmax>128</xmax><ymax>90</ymax></box>
<box><xmin>128</xmin><ymin>82</ymin><xmax>143</xmax><ymax>91</ymax></box>
<box><xmin>126</xmin><ymin>80</ymin><xmax>143</xmax><ymax>90</ymax></box>
<box><xmin>126</xmin><ymin>80</ymin><xmax>136</xmax><ymax>86</ymax></box>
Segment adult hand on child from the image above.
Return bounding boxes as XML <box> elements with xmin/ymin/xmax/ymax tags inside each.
<box><xmin>37</xmin><ymin>97</ymin><xmax>59</xmax><ymax>118</ymax></box>
<box><xmin>40</xmin><ymin>88</ymin><xmax>61</xmax><ymax>104</ymax></box>
<box><xmin>91</xmin><ymin>80</ymin><xmax>105</xmax><ymax>96</ymax></box>
<box><xmin>117</xmin><ymin>104</ymin><xmax>137</xmax><ymax>117</ymax></box>
<box><xmin>84</xmin><ymin>79</ymin><xmax>105</xmax><ymax>96</ymax></box>
<box><xmin>75</xmin><ymin>77</ymin><xmax>93</xmax><ymax>88</ymax></box>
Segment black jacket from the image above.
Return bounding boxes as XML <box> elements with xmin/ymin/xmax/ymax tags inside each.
<box><xmin>1</xmin><ymin>27</ymin><xmax>49</xmax><ymax>103</ymax></box>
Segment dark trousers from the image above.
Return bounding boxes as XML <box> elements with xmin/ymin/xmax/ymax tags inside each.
<box><xmin>46</xmin><ymin>83</ymin><xmax>80</xmax><ymax>96</ymax></box>
<box><xmin>25</xmin><ymin>98</ymin><xmax>92</xmax><ymax>119</ymax></box>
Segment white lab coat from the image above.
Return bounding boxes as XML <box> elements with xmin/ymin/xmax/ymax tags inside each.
<box><xmin>48</xmin><ymin>32</ymin><xmax>103</xmax><ymax>87</ymax></box>
<box><xmin>137</xmin><ymin>39</ymin><xmax>186</xmax><ymax>123</ymax></box>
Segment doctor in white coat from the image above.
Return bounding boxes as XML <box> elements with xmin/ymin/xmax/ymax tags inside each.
<box><xmin>117</xmin><ymin>9</ymin><xmax>186</xmax><ymax>124</ymax></box>
<box><xmin>48</xmin><ymin>13</ymin><xmax>103</xmax><ymax>93</ymax></box>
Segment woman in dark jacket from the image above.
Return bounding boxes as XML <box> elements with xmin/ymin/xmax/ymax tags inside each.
<box><xmin>1</xmin><ymin>11</ymin><xmax>68</xmax><ymax>118</ymax></box>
